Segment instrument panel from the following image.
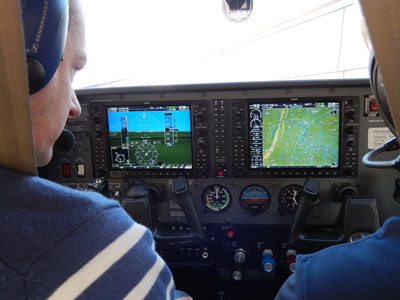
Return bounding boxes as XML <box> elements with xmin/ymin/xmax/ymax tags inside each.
<box><xmin>43</xmin><ymin>80</ymin><xmax>400</xmax><ymax>290</ymax></box>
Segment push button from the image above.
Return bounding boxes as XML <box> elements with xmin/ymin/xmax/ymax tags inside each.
<box><xmin>76</xmin><ymin>163</ymin><xmax>86</xmax><ymax>178</ymax></box>
<box><xmin>62</xmin><ymin>163</ymin><xmax>71</xmax><ymax>178</ymax></box>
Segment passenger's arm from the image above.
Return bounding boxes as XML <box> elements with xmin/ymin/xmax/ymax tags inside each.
<box><xmin>274</xmin><ymin>273</ymin><xmax>297</xmax><ymax>300</ymax></box>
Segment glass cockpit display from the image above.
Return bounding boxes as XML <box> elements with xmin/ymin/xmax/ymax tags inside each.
<box><xmin>249</xmin><ymin>101</ymin><xmax>340</xmax><ymax>169</ymax></box>
<box><xmin>107</xmin><ymin>105</ymin><xmax>192</xmax><ymax>169</ymax></box>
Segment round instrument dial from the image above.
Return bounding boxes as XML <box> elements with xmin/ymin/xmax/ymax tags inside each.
<box><xmin>240</xmin><ymin>185</ymin><xmax>270</xmax><ymax>215</ymax></box>
<box><xmin>278</xmin><ymin>184</ymin><xmax>303</xmax><ymax>214</ymax></box>
<box><xmin>202</xmin><ymin>185</ymin><xmax>231</xmax><ymax>213</ymax></box>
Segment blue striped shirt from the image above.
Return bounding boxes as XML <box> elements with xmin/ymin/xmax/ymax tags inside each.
<box><xmin>0</xmin><ymin>166</ymin><xmax>175</xmax><ymax>299</ymax></box>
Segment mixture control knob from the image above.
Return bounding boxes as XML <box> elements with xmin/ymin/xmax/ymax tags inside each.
<box><xmin>233</xmin><ymin>248</ymin><xmax>247</xmax><ymax>265</ymax></box>
<box><xmin>286</xmin><ymin>249</ymin><xmax>297</xmax><ymax>273</ymax></box>
<box><xmin>261</xmin><ymin>249</ymin><xmax>276</xmax><ymax>273</ymax></box>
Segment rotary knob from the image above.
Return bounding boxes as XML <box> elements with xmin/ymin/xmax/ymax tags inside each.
<box><xmin>233</xmin><ymin>248</ymin><xmax>247</xmax><ymax>265</ymax></box>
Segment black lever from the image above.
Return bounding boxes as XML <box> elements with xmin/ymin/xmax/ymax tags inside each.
<box><xmin>288</xmin><ymin>177</ymin><xmax>320</xmax><ymax>245</ymax></box>
<box><xmin>289</xmin><ymin>177</ymin><xmax>345</xmax><ymax>249</ymax></box>
<box><xmin>154</xmin><ymin>177</ymin><xmax>206</xmax><ymax>247</ymax></box>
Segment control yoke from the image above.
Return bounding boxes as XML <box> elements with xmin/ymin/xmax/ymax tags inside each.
<box><xmin>154</xmin><ymin>177</ymin><xmax>206</xmax><ymax>247</ymax></box>
<box><xmin>289</xmin><ymin>177</ymin><xmax>344</xmax><ymax>249</ymax></box>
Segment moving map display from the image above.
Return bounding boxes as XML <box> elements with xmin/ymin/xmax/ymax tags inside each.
<box><xmin>249</xmin><ymin>101</ymin><xmax>340</xmax><ymax>169</ymax></box>
<box><xmin>107</xmin><ymin>105</ymin><xmax>192</xmax><ymax>169</ymax></box>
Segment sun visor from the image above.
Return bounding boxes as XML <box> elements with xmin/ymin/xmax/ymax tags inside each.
<box><xmin>360</xmin><ymin>0</ymin><xmax>400</xmax><ymax>138</ymax></box>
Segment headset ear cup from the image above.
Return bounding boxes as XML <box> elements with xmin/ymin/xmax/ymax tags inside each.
<box><xmin>370</xmin><ymin>54</ymin><xmax>397</xmax><ymax>135</ymax></box>
<box><xmin>22</xmin><ymin>0</ymin><xmax>68</xmax><ymax>94</ymax></box>
<box><xmin>26</xmin><ymin>56</ymin><xmax>46</xmax><ymax>95</ymax></box>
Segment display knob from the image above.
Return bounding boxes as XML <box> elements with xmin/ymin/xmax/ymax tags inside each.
<box><xmin>233</xmin><ymin>248</ymin><xmax>247</xmax><ymax>265</ymax></box>
<box><xmin>345</xmin><ymin>127</ymin><xmax>355</xmax><ymax>135</ymax></box>
<box><xmin>345</xmin><ymin>111</ymin><xmax>356</xmax><ymax>119</ymax></box>
<box><xmin>347</xmin><ymin>140</ymin><xmax>356</xmax><ymax>147</ymax></box>
<box><xmin>233</xmin><ymin>112</ymin><xmax>242</xmax><ymax>121</ymax></box>
<box><xmin>234</xmin><ymin>125</ymin><xmax>244</xmax><ymax>135</ymax></box>
<box><xmin>94</xmin><ymin>116</ymin><xmax>102</xmax><ymax>124</ymax></box>
<box><xmin>261</xmin><ymin>249</ymin><xmax>276</xmax><ymax>273</ymax></box>
<box><xmin>344</xmin><ymin>168</ymin><xmax>356</xmax><ymax>177</ymax></box>
<box><xmin>95</xmin><ymin>130</ymin><xmax>103</xmax><ymax>138</ymax></box>
<box><xmin>195</xmin><ymin>113</ymin><xmax>205</xmax><ymax>123</ymax></box>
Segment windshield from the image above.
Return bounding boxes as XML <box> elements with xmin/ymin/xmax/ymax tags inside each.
<box><xmin>73</xmin><ymin>0</ymin><xmax>370</xmax><ymax>89</ymax></box>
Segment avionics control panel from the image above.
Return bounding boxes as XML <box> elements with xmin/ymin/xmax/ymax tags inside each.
<box><xmin>45</xmin><ymin>80</ymin><xmax>399</xmax><ymax>222</ymax></box>
<box><xmin>83</xmin><ymin>93</ymin><xmax>360</xmax><ymax>181</ymax></box>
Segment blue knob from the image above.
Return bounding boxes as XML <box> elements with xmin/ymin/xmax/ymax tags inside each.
<box><xmin>261</xmin><ymin>251</ymin><xmax>276</xmax><ymax>273</ymax></box>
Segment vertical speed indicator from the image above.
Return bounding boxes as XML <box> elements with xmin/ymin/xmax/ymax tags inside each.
<box><xmin>202</xmin><ymin>185</ymin><xmax>231</xmax><ymax>213</ymax></box>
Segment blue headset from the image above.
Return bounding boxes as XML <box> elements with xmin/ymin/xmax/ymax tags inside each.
<box><xmin>21</xmin><ymin>0</ymin><xmax>69</xmax><ymax>94</ymax></box>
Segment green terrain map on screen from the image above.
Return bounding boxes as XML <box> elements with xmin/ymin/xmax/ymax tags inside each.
<box><xmin>262</xmin><ymin>105</ymin><xmax>339</xmax><ymax>168</ymax></box>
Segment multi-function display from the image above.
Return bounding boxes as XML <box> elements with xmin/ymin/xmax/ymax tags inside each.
<box><xmin>249</xmin><ymin>101</ymin><xmax>340</xmax><ymax>169</ymax></box>
<box><xmin>107</xmin><ymin>105</ymin><xmax>192</xmax><ymax>170</ymax></box>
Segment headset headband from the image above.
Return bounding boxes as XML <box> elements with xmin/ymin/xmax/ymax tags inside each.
<box><xmin>21</xmin><ymin>0</ymin><xmax>69</xmax><ymax>94</ymax></box>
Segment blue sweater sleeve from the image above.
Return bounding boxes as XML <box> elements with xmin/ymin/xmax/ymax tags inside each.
<box><xmin>0</xmin><ymin>167</ymin><xmax>176</xmax><ymax>300</ymax></box>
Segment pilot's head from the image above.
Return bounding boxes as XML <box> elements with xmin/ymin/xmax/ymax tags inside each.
<box><xmin>23</xmin><ymin>0</ymin><xmax>87</xmax><ymax>167</ymax></box>
<box><xmin>359</xmin><ymin>14</ymin><xmax>400</xmax><ymax>170</ymax></box>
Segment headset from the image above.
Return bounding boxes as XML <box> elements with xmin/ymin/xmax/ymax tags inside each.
<box><xmin>21</xmin><ymin>0</ymin><xmax>69</xmax><ymax>95</ymax></box>
<box><xmin>362</xmin><ymin>52</ymin><xmax>400</xmax><ymax>169</ymax></box>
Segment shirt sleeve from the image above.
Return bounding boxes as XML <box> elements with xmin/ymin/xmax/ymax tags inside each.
<box><xmin>274</xmin><ymin>273</ymin><xmax>297</xmax><ymax>300</ymax></box>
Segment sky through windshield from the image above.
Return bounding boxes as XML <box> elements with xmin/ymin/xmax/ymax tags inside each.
<box><xmin>73</xmin><ymin>0</ymin><xmax>370</xmax><ymax>89</ymax></box>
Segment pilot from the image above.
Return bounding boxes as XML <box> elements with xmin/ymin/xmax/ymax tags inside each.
<box><xmin>274</xmin><ymin>23</ymin><xmax>400</xmax><ymax>300</ymax></box>
<box><xmin>0</xmin><ymin>0</ymin><xmax>191</xmax><ymax>299</ymax></box>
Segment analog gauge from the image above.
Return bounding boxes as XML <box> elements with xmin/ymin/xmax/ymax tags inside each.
<box><xmin>278</xmin><ymin>184</ymin><xmax>303</xmax><ymax>214</ymax></box>
<box><xmin>202</xmin><ymin>185</ymin><xmax>231</xmax><ymax>213</ymax></box>
<box><xmin>240</xmin><ymin>185</ymin><xmax>270</xmax><ymax>215</ymax></box>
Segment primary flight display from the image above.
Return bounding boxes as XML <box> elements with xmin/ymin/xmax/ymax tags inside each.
<box><xmin>249</xmin><ymin>101</ymin><xmax>340</xmax><ymax>169</ymax></box>
<box><xmin>107</xmin><ymin>105</ymin><xmax>192</xmax><ymax>169</ymax></box>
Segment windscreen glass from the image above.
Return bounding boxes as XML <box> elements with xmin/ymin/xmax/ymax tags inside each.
<box><xmin>74</xmin><ymin>0</ymin><xmax>370</xmax><ymax>89</ymax></box>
